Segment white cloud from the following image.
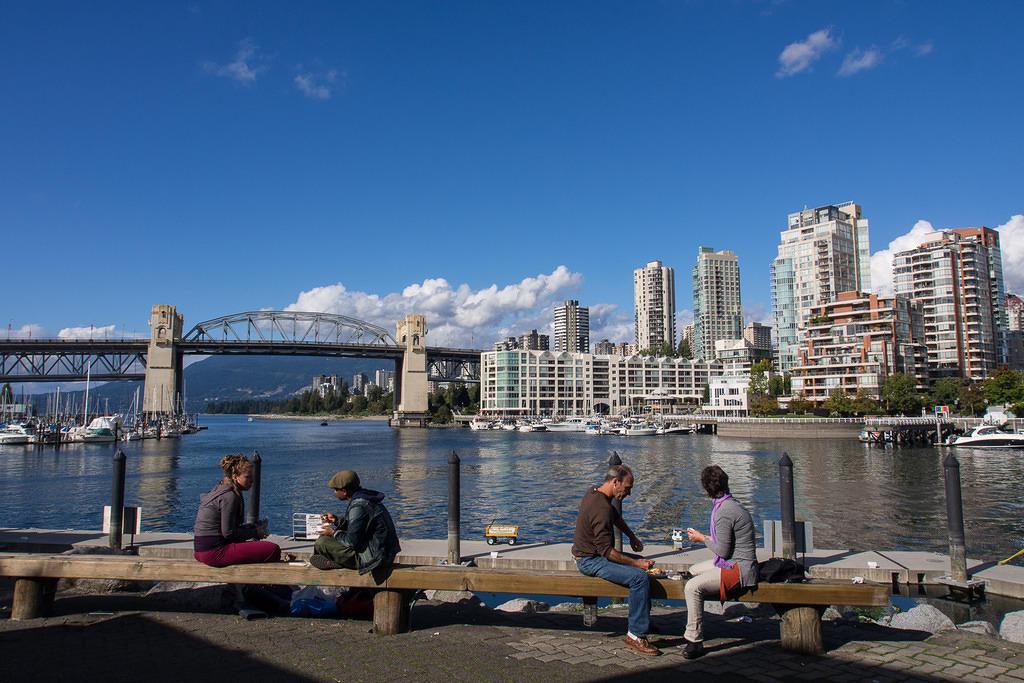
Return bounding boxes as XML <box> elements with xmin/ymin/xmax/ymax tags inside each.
<box><xmin>588</xmin><ymin>303</ymin><xmax>633</xmax><ymax>345</ymax></box>
<box><xmin>915</xmin><ymin>42</ymin><xmax>934</xmax><ymax>57</ymax></box>
<box><xmin>294</xmin><ymin>69</ymin><xmax>337</xmax><ymax>100</ymax></box>
<box><xmin>743</xmin><ymin>302</ymin><xmax>771</xmax><ymax>327</ymax></box>
<box><xmin>285</xmin><ymin>266</ymin><xmax>589</xmax><ymax>348</ymax></box>
<box><xmin>870</xmin><ymin>220</ymin><xmax>938</xmax><ymax>296</ymax></box>
<box><xmin>203</xmin><ymin>38</ymin><xmax>266</xmax><ymax>84</ymax></box>
<box><xmin>4</xmin><ymin>323</ymin><xmax>48</xmax><ymax>339</ymax></box>
<box><xmin>997</xmin><ymin>215</ymin><xmax>1024</xmax><ymax>294</ymax></box>
<box><xmin>838</xmin><ymin>47</ymin><xmax>883</xmax><ymax>76</ymax></box>
<box><xmin>776</xmin><ymin>28</ymin><xmax>838</xmax><ymax>78</ymax></box>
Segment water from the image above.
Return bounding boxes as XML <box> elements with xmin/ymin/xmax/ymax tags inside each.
<box><xmin>2</xmin><ymin>414</ymin><xmax>1024</xmax><ymax>565</ymax></box>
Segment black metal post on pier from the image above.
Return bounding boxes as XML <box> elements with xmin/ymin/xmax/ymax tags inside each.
<box><xmin>109</xmin><ymin>449</ymin><xmax>126</xmax><ymax>550</ymax></box>
<box><xmin>779</xmin><ymin>452</ymin><xmax>796</xmax><ymax>560</ymax></box>
<box><xmin>608</xmin><ymin>451</ymin><xmax>623</xmax><ymax>553</ymax></box>
<box><xmin>246</xmin><ymin>451</ymin><xmax>262</xmax><ymax>525</ymax></box>
<box><xmin>448</xmin><ymin>450</ymin><xmax>461</xmax><ymax>564</ymax></box>
<box><xmin>943</xmin><ymin>453</ymin><xmax>968</xmax><ymax>582</ymax></box>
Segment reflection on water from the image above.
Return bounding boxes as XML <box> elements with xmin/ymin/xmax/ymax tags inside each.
<box><xmin>1</xmin><ymin>415</ymin><xmax>1023</xmax><ymax>563</ymax></box>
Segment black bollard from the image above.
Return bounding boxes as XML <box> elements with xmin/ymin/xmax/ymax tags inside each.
<box><xmin>779</xmin><ymin>452</ymin><xmax>796</xmax><ymax>559</ymax></box>
<box><xmin>448</xmin><ymin>450</ymin><xmax>461</xmax><ymax>564</ymax></box>
<box><xmin>246</xmin><ymin>451</ymin><xmax>262</xmax><ymax>525</ymax></box>
<box><xmin>943</xmin><ymin>453</ymin><xmax>968</xmax><ymax>582</ymax></box>
<box><xmin>608</xmin><ymin>451</ymin><xmax>623</xmax><ymax>552</ymax></box>
<box><xmin>109</xmin><ymin>449</ymin><xmax>126</xmax><ymax>550</ymax></box>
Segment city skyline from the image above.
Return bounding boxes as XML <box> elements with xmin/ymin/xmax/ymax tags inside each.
<box><xmin>3</xmin><ymin>2</ymin><xmax>1023</xmax><ymax>350</ymax></box>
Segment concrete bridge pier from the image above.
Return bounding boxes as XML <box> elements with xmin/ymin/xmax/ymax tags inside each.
<box><xmin>142</xmin><ymin>305</ymin><xmax>183</xmax><ymax>416</ymax></box>
<box><xmin>391</xmin><ymin>314</ymin><xmax>430</xmax><ymax>428</ymax></box>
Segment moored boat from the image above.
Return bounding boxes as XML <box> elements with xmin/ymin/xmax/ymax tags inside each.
<box><xmin>946</xmin><ymin>425</ymin><xmax>1024</xmax><ymax>448</ymax></box>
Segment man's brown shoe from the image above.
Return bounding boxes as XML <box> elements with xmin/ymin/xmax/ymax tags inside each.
<box><xmin>624</xmin><ymin>635</ymin><xmax>661</xmax><ymax>656</ymax></box>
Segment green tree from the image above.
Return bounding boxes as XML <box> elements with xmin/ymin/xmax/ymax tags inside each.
<box><xmin>788</xmin><ymin>393</ymin><xmax>815</xmax><ymax>415</ymax></box>
<box><xmin>747</xmin><ymin>359</ymin><xmax>772</xmax><ymax>398</ymax></box>
<box><xmin>930</xmin><ymin>377</ymin><xmax>963</xmax><ymax>411</ymax></box>
<box><xmin>882</xmin><ymin>374</ymin><xmax>921</xmax><ymax>415</ymax></box>
<box><xmin>851</xmin><ymin>389</ymin><xmax>879</xmax><ymax>416</ymax></box>
<box><xmin>749</xmin><ymin>394</ymin><xmax>779</xmax><ymax>416</ymax></box>
<box><xmin>768</xmin><ymin>374</ymin><xmax>786</xmax><ymax>397</ymax></box>
<box><xmin>983</xmin><ymin>367</ymin><xmax>1024</xmax><ymax>406</ymax></box>
<box><xmin>366</xmin><ymin>385</ymin><xmax>384</xmax><ymax>404</ymax></box>
<box><xmin>677</xmin><ymin>338</ymin><xmax>692</xmax><ymax>360</ymax></box>
<box><xmin>350</xmin><ymin>395</ymin><xmax>368</xmax><ymax>414</ymax></box>
<box><xmin>959</xmin><ymin>383</ymin><xmax>987</xmax><ymax>417</ymax></box>
<box><xmin>821</xmin><ymin>389</ymin><xmax>856</xmax><ymax>417</ymax></box>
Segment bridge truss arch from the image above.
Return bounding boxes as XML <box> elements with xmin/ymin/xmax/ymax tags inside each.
<box><xmin>183</xmin><ymin>311</ymin><xmax>398</xmax><ymax>346</ymax></box>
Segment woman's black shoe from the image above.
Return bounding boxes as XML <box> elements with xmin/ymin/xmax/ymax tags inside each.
<box><xmin>683</xmin><ymin>639</ymin><xmax>705</xmax><ymax>659</ymax></box>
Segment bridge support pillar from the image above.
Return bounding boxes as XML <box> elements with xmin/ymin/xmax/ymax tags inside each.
<box><xmin>391</xmin><ymin>314</ymin><xmax>430</xmax><ymax>428</ymax></box>
<box><xmin>142</xmin><ymin>305</ymin><xmax>184</xmax><ymax>416</ymax></box>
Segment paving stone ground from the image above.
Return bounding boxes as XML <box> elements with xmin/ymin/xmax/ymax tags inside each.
<box><xmin>3</xmin><ymin>586</ymin><xmax>1024</xmax><ymax>682</ymax></box>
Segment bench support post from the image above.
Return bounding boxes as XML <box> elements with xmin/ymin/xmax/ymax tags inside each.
<box><xmin>778</xmin><ymin>605</ymin><xmax>824</xmax><ymax>655</ymax></box>
<box><xmin>373</xmin><ymin>589</ymin><xmax>412</xmax><ymax>635</ymax></box>
<box><xmin>12</xmin><ymin>577</ymin><xmax>57</xmax><ymax>620</ymax></box>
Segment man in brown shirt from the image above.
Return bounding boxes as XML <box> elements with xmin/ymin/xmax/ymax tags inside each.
<box><xmin>572</xmin><ymin>464</ymin><xmax>660</xmax><ymax>656</ymax></box>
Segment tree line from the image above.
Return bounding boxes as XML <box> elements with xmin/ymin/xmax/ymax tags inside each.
<box><xmin>747</xmin><ymin>363</ymin><xmax>1024</xmax><ymax>418</ymax></box>
<box><xmin>206</xmin><ymin>383</ymin><xmax>394</xmax><ymax>417</ymax></box>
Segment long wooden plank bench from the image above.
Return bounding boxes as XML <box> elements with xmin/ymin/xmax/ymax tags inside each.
<box><xmin>0</xmin><ymin>553</ymin><xmax>889</xmax><ymax>654</ymax></box>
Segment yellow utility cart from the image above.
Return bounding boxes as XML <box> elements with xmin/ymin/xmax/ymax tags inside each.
<box><xmin>484</xmin><ymin>523</ymin><xmax>519</xmax><ymax>545</ymax></box>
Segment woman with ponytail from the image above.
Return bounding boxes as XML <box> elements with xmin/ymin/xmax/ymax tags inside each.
<box><xmin>193</xmin><ymin>453</ymin><xmax>283</xmax><ymax>567</ymax></box>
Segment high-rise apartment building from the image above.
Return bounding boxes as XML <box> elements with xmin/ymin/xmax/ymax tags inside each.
<box><xmin>790</xmin><ymin>291</ymin><xmax>926</xmax><ymax>402</ymax></box>
<box><xmin>692</xmin><ymin>247</ymin><xmax>742</xmax><ymax>361</ymax></box>
<box><xmin>893</xmin><ymin>227</ymin><xmax>1006</xmax><ymax>381</ymax></box>
<box><xmin>518</xmin><ymin>329</ymin><xmax>550</xmax><ymax>351</ymax></box>
<box><xmin>633</xmin><ymin>260</ymin><xmax>676</xmax><ymax>352</ymax></box>
<box><xmin>771</xmin><ymin>202</ymin><xmax>871</xmax><ymax>372</ymax></box>
<box><xmin>743</xmin><ymin>322</ymin><xmax>772</xmax><ymax>351</ymax></box>
<box><xmin>1007</xmin><ymin>294</ymin><xmax>1024</xmax><ymax>370</ymax></box>
<box><xmin>554</xmin><ymin>300</ymin><xmax>590</xmax><ymax>353</ymax></box>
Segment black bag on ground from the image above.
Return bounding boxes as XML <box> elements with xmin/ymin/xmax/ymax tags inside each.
<box><xmin>757</xmin><ymin>557</ymin><xmax>806</xmax><ymax>583</ymax></box>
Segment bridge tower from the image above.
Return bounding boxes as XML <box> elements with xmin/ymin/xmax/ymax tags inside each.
<box><xmin>142</xmin><ymin>305</ymin><xmax>184</xmax><ymax>415</ymax></box>
<box><xmin>391</xmin><ymin>314</ymin><xmax>431</xmax><ymax>427</ymax></box>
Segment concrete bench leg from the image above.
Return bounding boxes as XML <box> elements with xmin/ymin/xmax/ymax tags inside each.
<box><xmin>778</xmin><ymin>605</ymin><xmax>825</xmax><ymax>655</ymax></box>
<box><xmin>373</xmin><ymin>589</ymin><xmax>412</xmax><ymax>635</ymax></box>
<box><xmin>12</xmin><ymin>577</ymin><xmax>57</xmax><ymax>620</ymax></box>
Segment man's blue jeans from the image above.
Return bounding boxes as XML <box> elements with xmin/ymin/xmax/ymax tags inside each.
<box><xmin>576</xmin><ymin>555</ymin><xmax>651</xmax><ymax>637</ymax></box>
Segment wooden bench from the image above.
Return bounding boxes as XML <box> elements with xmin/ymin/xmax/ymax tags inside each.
<box><xmin>0</xmin><ymin>553</ymin><xmax>889</xmax><ymax>654</ymax></box>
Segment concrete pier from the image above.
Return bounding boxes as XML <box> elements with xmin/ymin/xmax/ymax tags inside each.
<box><xmin>4</xmin><ymin>527</ymin><xmax>1024</xmax><ymax>599</ymax></box>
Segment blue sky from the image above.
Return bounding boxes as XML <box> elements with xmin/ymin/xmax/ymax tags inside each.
<box><xmin>3</xmin><ymin>1</ymin><xmax>1022</xmax><ymax>348</ymax></box>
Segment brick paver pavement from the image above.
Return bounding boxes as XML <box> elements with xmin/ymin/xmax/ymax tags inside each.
<box><xmin>2</xmin><ymin>589</ymin><xmax>1024</xmax><ymax>681</ymax></box>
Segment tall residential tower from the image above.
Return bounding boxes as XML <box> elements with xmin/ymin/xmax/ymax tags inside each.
<box><xmin>554</xmin><ymin>300</ymin><xmax>590</xmax><ymax>353</ymax></box>
<box><xmin>692</xmin><ymin>247</ymin><xmax>743</xmax><ymax>361</ymax></box>
<box><xmin>633</xmin><ymin>260</ymin><xmax>676</xmax><ymax>352</ymax></box>
<box><xmin>771</xmin><ymin>202</ymin><xmax>870</xmax><ymax>371</ymax></box>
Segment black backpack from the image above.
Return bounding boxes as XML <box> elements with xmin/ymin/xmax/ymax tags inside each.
<box><xmin>758</xmin><ymin>557</ymin><xmax>806</xmax><ymax>583</ymax></box>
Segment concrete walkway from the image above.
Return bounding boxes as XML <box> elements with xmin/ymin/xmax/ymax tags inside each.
<box><xmin>3</xmin><ymin>590</ymin><xmax>1024</xmax><ymax>682</ymax></box>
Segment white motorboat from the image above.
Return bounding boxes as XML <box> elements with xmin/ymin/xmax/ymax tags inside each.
<box><xmin>545</xmin><ymin>416</ymin><xmax>600</xmax><ymax>432</ymax></box>
<box><xmin>0</xmin><ymin>424</ymin><xmax>31</xmax><ymax>445</ymax></box>
<box><xmin>469</xmin><ymin>416</ymin><xmax>492</xmax><ymax>431</ymax></box>
<box><xmin>947</xmin><ymin>425</ymin><xmax>1024</xmax><ymax>448</ymax></box>
<box><xmin>623</xmin><ymin>424</ymin><xmax>658</xmax><ymax>436</ymax></box>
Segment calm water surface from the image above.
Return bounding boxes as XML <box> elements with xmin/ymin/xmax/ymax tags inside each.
<box><xmin>2</xmin><ymin>414</ymin><xmax>1023</xmax><ymax>564</ymax></box>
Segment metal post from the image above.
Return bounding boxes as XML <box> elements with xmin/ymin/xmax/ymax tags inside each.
<box><xmin>448</xmin><ymin>450</ymin><xmax>461</xmax><ymax>564</ymax></box>
<box><xmin>779</xmin><ymin>452</ymin><xmax>796</xmax><ymax>559</ymax></box>
<box><xmin>109</xmin><ymin>449</ymin><xmax>126</xmax><ymax>550</ymax></box>
<box><xmin>943</xmin><ymin>453</ymin><xmax>968</xmax><ymax>582</ymax></box>
<box><xmin>608</xmin><ymin>451</ymin><xmax>623</xmax><ymax>552</ymax></box>
<box><xmin>246</xmin><ymin>451</ymin><xmax>262</xmax><ymax>525</ymax></box>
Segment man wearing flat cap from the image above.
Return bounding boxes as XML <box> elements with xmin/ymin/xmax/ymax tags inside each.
<box><xmin>311</xmin><ymin>469</ymin><xmax>401</xmax><ymax>572</ymax></box>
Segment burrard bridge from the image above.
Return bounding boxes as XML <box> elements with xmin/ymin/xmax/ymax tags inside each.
<box><xmin>0</xmin><ymin>305</ymin><xmax>481</xmax><ymax>427</ymax></box>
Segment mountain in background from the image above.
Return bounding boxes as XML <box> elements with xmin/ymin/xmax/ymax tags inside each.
<box><xmin>28</xmin><ymin>355</ymin><xmax>394</xmax><ymax>413</ymax></box>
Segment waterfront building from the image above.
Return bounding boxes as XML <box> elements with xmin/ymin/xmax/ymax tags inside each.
<box><xmin>633</xmin><ymin>260</ymin><xmax>676</xmax><ymax>352</ymax></box>
<box><xmin>715</xmin><ymin>338</ymin><xmax>772</xmax><ymax>376</ymax></box>
<box><xmin>771</xmin><ymin>202</ymin><xmax>871</xmax><ymax>372</ymax></box>
<box><xmin>553</xmin><ymin>300</ymin><xmax>590</xmax><ymax>353</ymax></box>
<box><xmin>743</xmin><ymin>322</ymin><xmax>772</xmax><ymax>352</ymax></box>
<box><xmin>312</xmin><ymin>374</ymin><xmax>342</xmax><ymax>398</ymax></box>
<box><xmin>893</xmin><ymin>227</ymin><xmax>1006</xmax><ymax>381</ymax></box>
<box><xmin>493</xmin><ymin>337</ymin><xmax>518</xmax><ymax>351</ymax></box>
<box><xmin>692</xmin><ymin>247</ymin><xmax>742</xmax><ymax>361</ymax></box>
<box><xmin>704</xmin><ymin>375</ymin><xmax>751</xmax><ymax>417</ymax></box>
<box><xmin>479</xmin><ymin>349</ymin><xmax>723</xmax><ymax>416</ymax></box>
<box><xmin>790</xmin><ymin>291</ymin><xmax>926</xmax><ymax>402</ymax></box>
